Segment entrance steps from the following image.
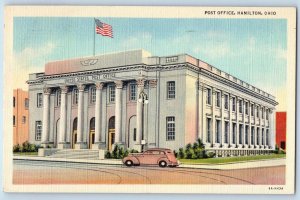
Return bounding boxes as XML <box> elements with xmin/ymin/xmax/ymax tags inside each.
<box><xmin>47</xmin><ymin>149</ymin><xmax>100</xmax><ymax>160</ymax></box>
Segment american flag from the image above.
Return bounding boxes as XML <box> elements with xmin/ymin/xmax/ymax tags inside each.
<box><xmin>94</xmin><ymin>18</ymin><xmax>113</xmax><ymax>38</ymax></box>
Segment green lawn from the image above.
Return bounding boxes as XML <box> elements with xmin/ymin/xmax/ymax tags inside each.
<box><xmin>13</xmin><ymin>152</ymin><xmax>38</xmax><ymax>156</ymax></box>
<box><xmin>179</xmin><ymin>154</ymin><xmax>286</xmax><ymax>165</ymax></box>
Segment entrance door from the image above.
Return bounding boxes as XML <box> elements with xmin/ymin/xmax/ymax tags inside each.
<box><xmin>108</xmin><ymin>116</ymin><xmax>115</xmax><ymax>151</ymax></box>
<box><xmin>89</xmin><ymin>131</ymin><xmax>95</xmax><ymax>149</ymax></box>
<box><xmin>108</xmin><ymin>130</ymin><xmax>115</xmax><ymax>151</ymax></box>
<box><xmin>72</xmin><ymin>131</ymin><xmax>77</xmax><ymax>149</ymax></box>
<box><xmin>72</xmin><ymin>118</ymin><xmax>78</xmax><ymax>149</ymax></box>
<box><xmin>89</xmin><ymin>118</ymin><xmax>95</xmax><ymax>149</ymax></box>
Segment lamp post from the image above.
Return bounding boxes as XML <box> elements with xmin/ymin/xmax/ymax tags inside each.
<box><xmin>138</xmin><ymin>90</ymin><xmax>148</xmax><ymax>151</ymax></box>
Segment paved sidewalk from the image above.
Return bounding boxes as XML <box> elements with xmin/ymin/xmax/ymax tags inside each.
<box><xmin>13</xmin><ymin>155</ymin><xmax>285</xmax><ymax>170</ymax></box>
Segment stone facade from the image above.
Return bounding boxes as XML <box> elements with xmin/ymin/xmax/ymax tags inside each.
<box><xmin>27</xmin><ymin>49</ymin><xmax>277</xmax><ymax>154</ymax></box>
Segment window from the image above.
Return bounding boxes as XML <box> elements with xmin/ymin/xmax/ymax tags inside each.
<box><xmin>206</xmin><ymin>88</ymin><xmax>212</xmax><ymax>105</ymax></box>
<box><xmin>232</xmin><ymin>123</ymin><xmax>236</xmax><ymax>144</ymax></box>
<box><xmin>239</xmin><ymin>99</ymin><xmax>243</xmax><ymax>113</ymax></box>
<box><xmin>224</xmin><ymin>94</ymin><xmax>229</xmax><ymax>109</ymax></box>
<box><xmin>245</xmin><ymin>125</ymin><xmax>249</xmax><ymax>144</ymax></box>
<box><xmin>216</xmin><ymin>120</ymin><xmax>221</xmax><ymax>143</ymax></box>
<box><xmin>13</xmin><ymin>97</ymin><xmax>15</xmax><ymax>107</ymax></box>
<box><xmin>251</xmin><ymin>126</ymin><xmax>255</xmax><ymax>145</ymax></box>
<box><xmin>256</xmin><ymin>106</ymin><xmax>259</xmax><ymax>117</ymax></box>
<box><xmin>167</xmin><ymin>81</ymin><xmax>175</xmax><ymax>99</ymax></box>
<box><xmin>13</xmin><ymin>116</ymin><xmax>15</xmax><ymax>126</ymax></box>
<box><xmin>25</xmin><ymin>98</ymin><xmax>29</xmax><ymax>109</ymax></box>
<box><xmin>232</xmin><ymin>97</ymin><xmax>236</xmax><ymax>112</ymax></box>
<box><xmin>73</xmin><ymin>89</ymin><xmax>79</xmax><ymax>105</ymax></box>
<box><xmin>166</xmin><ymin>117</ymin><xmax>175</xmax><ymax>140</ymax></box>
<box><xmin>35</xmin><ymin>121</ymin><xmax>42</xmax><ymax>141</ymax></box>
<box><xmin>266</xmin><ymin>129</ymin><xmax>269</xmax><ymax>145</ymax></box>
<box><xmin>266</xmin><ymin>109</ymin><xmax>269</xmax><ymax>120</ymax></box>
<box><xmin>256</xmin><ymin>128</ymin><xmax>260</xmax><ymax>145</ymax></box>
<box><xmin>129</xmin><ymin>83</ymin><xmax>137</xmax><ymax>101</ymax></box>
<box><xmin>207</xmin><ymin>118</ymin><xmax>211</xmax><ymax>143</ymax></box>
<box><xmin>22</xmin><ymin>116</ymin><xmax>26</xmax><ymax>124</ymax></box>
<box><xmin>262</xmin><ymin>129</ymin><xmax>265</xmax><ymax>145</ymax></box>
<box><xmin>262</xmin><ymin>107</ymin><xmax>265</xmax><ymax>118</ymax></box>
<box><xmin>251</xmin><ymin>104</ymin><xmax>254</xmax><ymax>116</ymax></box>
<box><xmin>56</xmin><ymin>90</ymin><xmax>61</xmax><ymax>107</ymax></box>
<box><xmin>216</xmin><ymin>91</ymin><xmax>221</xmax><ymax>107</ymax></box>
<box><xmin>239</xmin><ymin>124</ymin><xmax>243</xmax><ymax>144</ymax></box>
<box><xmin>133</xmin><ymin>128</ymin><xmax>137</xmax><ymax>141</ymax></box>
<box><xmin>90</xmin><ymin>87</ymin><xmax>96</xmax><ymax>103</ymax></box>
<box><xmin>245</xmin><ymin>102</ymin><xmax>249</xmax><ymax>115</ymax></box>
<box><xmin>224</xmin><ymin>121</ymin><xmax>229</xmax><ymax>143</ymax></box>
<box><xmin>37</xmin><ymin>93</ymin><xmax>43</xmax><ymax>107</ymax></box>
<box><xmin>109</xmin><ymin>85</ymin><xmax>115</xmax><ymax>102</ymax></box>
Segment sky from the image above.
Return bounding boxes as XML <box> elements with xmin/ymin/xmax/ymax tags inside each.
<box><xmin>13</xmin><ymin>17</ymin><xmax>287</xmax><ymax>111</ymax></box>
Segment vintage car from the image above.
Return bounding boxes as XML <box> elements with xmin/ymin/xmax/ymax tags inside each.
<box><xmin>122</xmin><ymin>148</ymin><xmax>179</xmax><ymax>167</ymax></box>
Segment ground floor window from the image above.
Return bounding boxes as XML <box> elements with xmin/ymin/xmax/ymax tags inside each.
<box><xmin>207</xmin><ymin>118</ymin><xmax>211</xmax><ymax>143</ymax></box>
<box><xmin>239</xmin><ymin>124</ymin><xmax>243</xmax><ymax>144</ymax></box>
<box><xmin>35</xmin><ymin>121</ymin><xmax>42</xmax><ymax>141</ymax></box>
<box><xmin>251</xmin><ymin>126</ymin><xmax>255</xmax><ymax>145</ymax></box>
<box><xmin>166</xmin><ymin>116</ymin><xmax>175</xmax><ymax>141</ymax></box>
<box><xmin>262</xmin><ymin>128</ymin><xmax>265</xmax><ymax>145</ymax></box>
<box><xmin>266</xmin><ymin>129</ymin><xmax>269</xmax><ymax>145</ymax></box>
<box><xmin>245</xmin><ymin>125</ymin><xmax>249</xmax><ymax>145</ymax></box>
<box><xmin>256</xmin><ymin>128</ymin><xmax>260</xmax><ymax>145</ymax></box>
<box><xmin>224</xmin><ymin>121</ymin><xmax>229</xmax><ymax>143</ymax></box>
<box><xmin>232</xmin><ymin>123</ymin><xmax>236</xmax><ymax>144</ymax></box>
<box><xmin>215</xmin><ymin>120</ymin><xmax>221</xmax><ymax>143</ymax></box>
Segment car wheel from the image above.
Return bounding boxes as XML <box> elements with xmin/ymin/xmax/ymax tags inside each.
<box><xmin>125</xmin><ymin>160</ymin><xmax>133</xmax><ymax>167</ymax></box>
<box><xmin>159</xmin><ymin>160</ymin><xmax>167</xmax><ymax>168</ymax></box>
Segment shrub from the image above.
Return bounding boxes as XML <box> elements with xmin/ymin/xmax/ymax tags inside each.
<box><xmin>129</xmin><ymin>149</ymin><xmax>139</xmax><ymax>153</ymax></box>
<box><xmin>105</xmin><ymin>151</ymin><xmax>112</xmax><ymax>159</ymax></box>
<box><xmin>22</xmin><ymin>141</ymin><xmax>31</xmax><ymax>152</ymax></box>
<box><xmin>206</xmin><ymin>151</ymin><xmax>216</xmax><ymax>158</ymax></box>
<box><xmin>185</xmin><ymin>147</ymin><xmax>194</xmax><ymax>159</ymax></box>
<box><xmin>194</xmin><ymin>148</ymin><xmax>205</xmax><ymax>159</ymax></box>
<box><xmin>178</xmin><ymin>148</ymin><xmax>185</xmax><ymax>159</ymax></box>
<box><xmin>13</xmin><ymin>144</ymin><xmax>20</xmax><ymax>152</ymax></box>
<box><xmin>197</xmin><ymin>138</ymin><xmax>205</xmax><ymax>149</ymax></box>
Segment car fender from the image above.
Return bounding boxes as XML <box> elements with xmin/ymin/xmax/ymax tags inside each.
<box><xmin>123</xmin><ymin>156</ymin><xmax>140</xmax><ymax>165</ymax></box>
<box><xmin>157</xmin><ymin>157</ymin><xmax>169</xmax><ymax>165</ymax></box>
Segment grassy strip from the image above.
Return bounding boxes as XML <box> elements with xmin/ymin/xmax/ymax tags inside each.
<box><xmin>13</xmin><ymin>152</ymin><xmax>38</xmax><ymax>156</ymax></box>
<box><xmin>179</xmin><ymin>154</ymin><xmax>286</xmax><ymax>164</ymax></box>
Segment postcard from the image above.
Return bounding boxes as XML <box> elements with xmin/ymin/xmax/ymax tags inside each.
<box><xmin>3</xmin><ymin>6</ymin><xmax>296</xmax><ymax>194</ymax></box>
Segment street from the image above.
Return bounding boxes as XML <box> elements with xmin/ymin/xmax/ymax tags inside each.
<box><xmin>13</xmin><ymin>160</ymin><xmax>285</xmax><ymax>185</ymax></box>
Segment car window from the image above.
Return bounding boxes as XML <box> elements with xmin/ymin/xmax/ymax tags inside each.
<box><xmin>144</xmin><ymin>151</ymin><xmax>153</xmax><ymax>154</ymax></box>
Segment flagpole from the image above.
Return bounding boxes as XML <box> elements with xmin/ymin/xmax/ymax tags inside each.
<box><xmin>93</xmin><ymin>18</ymin><xmax>96</xmax><ymax>56</ymax></box>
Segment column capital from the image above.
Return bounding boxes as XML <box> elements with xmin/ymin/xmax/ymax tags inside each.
<box><xmin>43</xmin><ymin>87</ymin><xmax>51</xmax><ymax>95</ymax></box>
<box><xmin>95</xmin><ymin>82</ymin><xmax>104</xmax><ymax>90</ymax></box>
<box><xmin>60</xmin><ymin>85</ymin><xmax>68</xmax><ymax>94</ymax></box>
<box><xmin>149</xmin><ymin>79</ymin><xmax>157</xmax><ymax>88</ymax></box>
<box><xmin>114</xmin><ymin>80</ymin><xmax>123</xmax><ymax>89</ymax></box>
<box><xmin>77</xmin><ymin>84</ymin><xmax>85</xmax><ymax>92</ymax></box>
<box><xmin>136</xmin><ymin>79</ymin><xmax>145</xmax><ymax>88</ymax></box>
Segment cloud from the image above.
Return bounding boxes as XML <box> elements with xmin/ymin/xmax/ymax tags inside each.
<box><xmin>12</xmin><ymin>42</ymin><xmax>56</xmax><ymax>89</ymax></box>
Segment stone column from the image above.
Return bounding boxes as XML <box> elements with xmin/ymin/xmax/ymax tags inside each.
<box><xmin>212</xmin><ymin>88</ymin><xmax>216</xmax><ymax>147</ymax></box>
<box><xmin>58</xmin><ymin>86</ymin><xmax>69</xmax><ymax>149</ymax></box>
<box><xmin>114</xmin><ymin>80</ymin><xmax>123</xmax><ymax>145</ymax></box>
<box><xmin>198</xmin><ymin>82</ymin><xmax>203</xmax><ymax>140</ymax></box>
<box><xmin>75</xmin><ymin>84</ymin><xmax>86</xmax><ymax>149</ymax></box>
<box><xmin>41</xmin><ymin>87</ymin><xmax>51</xmax><ymax>147</ymax></box>
<box><xmin>221</xmin><ymin>92</ymin><xmax>225</xmax><ymax>147</ymax></box>
<box><xmin>270</xmin><ymin>109</ymin><xmax>275</xmax><ymax>149</ymax></box>
<box><xmin>93</xmin><ymin>82</ymin><xmax>105</xmax><ymax>149</ymax></box>
<box><xmin>236</xmin><ymin>98</ymin><xmax>240</xmax><ymax>148</ymax></box>
<box><xmin>135</xmin><ymin>79</ymin><xmax>145</xmax><ymax>151</ymax></box>
<box><xmin>263</xmin><ymin>107</ymin><xmax>267</xmax><ymax>148</ymax></box>
<box><xmin>242</xmin><ymin>99</ymin><xmax>246</xmax><ymax>147</ymax></box>
<box><xmin>228</xmin><ymin>95</ymin><xmax>232</xmax><ymax>148</ymax></box>
<box><xmin>254</xmin><ymin>104</ymin><xmax>257</xmax><ymax>148</ymax></box>
<box><xmin>202</xmin><ymin>87</ymin><xmax>207</xmax><ymax>146</ymax></box>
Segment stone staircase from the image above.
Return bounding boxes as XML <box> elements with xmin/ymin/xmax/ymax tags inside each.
<box><xmin>47</xmin><ymin>149</ymin><xmax>100</xmax><ymax>160</ymax></box>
